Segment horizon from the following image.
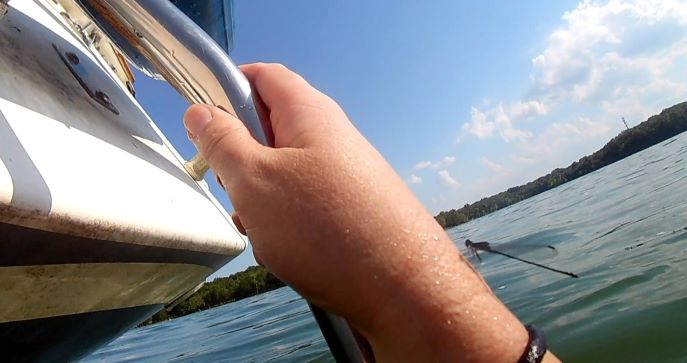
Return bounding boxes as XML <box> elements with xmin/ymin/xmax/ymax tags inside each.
<box><xmin>135</xmin><ymin>0</ymin><xmax>687</xmax><ymax>276</ymax></box>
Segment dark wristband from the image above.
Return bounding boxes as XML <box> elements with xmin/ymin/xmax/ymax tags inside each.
<box><xmin>517</xmin><ymin>325</ymin><xmax>548</xmax><ymax>363</ymax></box>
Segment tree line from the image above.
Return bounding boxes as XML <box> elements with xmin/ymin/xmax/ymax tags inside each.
<box><xmin>435</xmin><ymin>101</ymin><xmax>687</xmax><ymax>229</ymax></box>
<box><xmin>140</xmin><ymin>265</ymin><xmax>285</xmax><ymax>326</ymax></box>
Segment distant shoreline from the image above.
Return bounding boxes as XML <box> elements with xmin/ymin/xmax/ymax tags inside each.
<box><xmin>140</xmin><ymin>266</ymin><xmax>285</xmax><ymax>326</ymax></box>
<box><xmin>435</xmin><ymin>101</ymin><xmax>687</xmax><ymax>229</ymax></box>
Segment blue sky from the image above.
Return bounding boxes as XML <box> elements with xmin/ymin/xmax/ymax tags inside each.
<box><xmin>136</xmin><ymin>1</ymin><xmax>687</xmax><ymax>276</ymax></box>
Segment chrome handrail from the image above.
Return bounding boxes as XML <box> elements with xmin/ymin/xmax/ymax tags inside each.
<box><xmin>78</xmin><ymin>0</ymin><xmax>269</xmax><ymax>180</ymax></box>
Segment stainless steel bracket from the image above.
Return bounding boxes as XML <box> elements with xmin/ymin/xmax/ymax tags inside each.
<box><xmin>0</xmin><ymin>0</ymin><xmax>10</xmax><ymax>18</ymax></box>
<box><xmin>53</xmin><ymin>43</ymin><xmax>120</xmax><ymax>115</ymax></box>
<box><xmin>77</xmin><ymin>0</ymin><xmax>270</xmax><ymax>180</ymax></box>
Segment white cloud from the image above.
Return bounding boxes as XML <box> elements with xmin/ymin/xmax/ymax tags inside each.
<box><xmin>407</xmin><ymin>174</ymin><xmax>423</xmax><ymax>184</ymax></box>
<box><xmin>414</xmin><ymin>156</ymin><xmax>456</xmax><ymax>170</ymax></box>
<box><xmin>414</xmin><ymin>160</ymin><xmax>433</xmax><ymax>170</ymax></box>
<box><xmin>510</xmin><ymin>100</ymin><xmax>549</xmax><ymax>120</ymax></box>
<box><xmin>554</xmin><ymin>117</ymin><xmax>610</xmax><ymax>138</ymax></box>
<box><xmin>510</xmin><ymin>155</ymin><xmax>535</xmax><ymax>165</ymax></box>
<box><xmin>519</xmin><ymin>117</ymin><xmax>611</xmax><ymax>155</ymax></box>
<box><xmin>462</xmin><ymin>107</ymin><xmax>495</xmax><ymax>139</ymax></box>
<box><xmin>431</xmin><ymin>1</ymin><xmax>687</xmax><ymax>212</ymax></box>
<box><xmin>531</xmin><ymin>0</ymin><xmax>687</xmax><ymax>105</ymax></box>
<box><xmin>462</xmin><ymin>104</ymin><xmax>534</xmax><ymax>142</ymax></box>
<box><xmin>438</xmin><ymin>156</ymin><xmax>457</xmax><ymax>168</ymax></box>
<box><xmin>481</xmin><ymin>157</ymin><xmax>511</xmax><ymax>175</ymax></box>
<box><xmin>438</xmin><ymin>170</ymin><xmax>461</xmax><ymax>188</ymax></box>
<box><xmin>463</xmin><ymin>0</ymin><xmax>687</xmax><ymax>165</ymax></box>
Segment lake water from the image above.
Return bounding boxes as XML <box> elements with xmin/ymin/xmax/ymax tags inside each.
<box><xmin>85</xmin><ymin>132</ymin><xmax>687</xmax><ymax>362</ymax></box>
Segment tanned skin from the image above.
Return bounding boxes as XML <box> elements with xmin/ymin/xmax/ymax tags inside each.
<box><xmin>184</xmin><ymin>63</ymin><xmax>561</xmax><ymax>363</ymax></box>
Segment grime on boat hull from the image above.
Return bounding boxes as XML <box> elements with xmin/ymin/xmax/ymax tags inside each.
<box><xmin>1</xmin><ymin>303</ymin><xmax>164</xmax><ymax>362</ymax></box>
<box><xmin>0</xmin><ymin>1</ymin><xmax>245</xmax><ymax>361</ymax></box>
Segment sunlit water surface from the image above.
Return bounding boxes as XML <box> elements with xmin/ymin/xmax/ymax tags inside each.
<box><xmin>85</xmin><ymin>132</ymin><xmax>687</xmax><ymax>362</ymax></box>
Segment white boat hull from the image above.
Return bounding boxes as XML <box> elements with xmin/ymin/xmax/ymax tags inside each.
<box><xmin>0</xmin><ymin>1</ymin><xmax>245</xmax><ymax>361</ymax></box>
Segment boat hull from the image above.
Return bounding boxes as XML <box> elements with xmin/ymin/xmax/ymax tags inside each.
<box><xmin>1</xmin><ymin>304</ymin><xmax>163</xmax><ymax>362</ymax></box>
<box><xmin>0</xmin><ymin>1</ymin><xmax>245</xmax><ymax>361</ymax></box>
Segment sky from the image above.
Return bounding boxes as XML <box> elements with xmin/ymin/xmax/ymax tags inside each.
<box><xmin>135</xmin><ymin>0</ymin><xmax>687</xmax><ymax>276</ymax></box>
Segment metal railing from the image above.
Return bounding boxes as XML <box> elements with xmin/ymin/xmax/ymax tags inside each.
<box><xmin>76</xmin><ymin>0</ymin><xmax>268</xmax><ymax>180</ymax></box>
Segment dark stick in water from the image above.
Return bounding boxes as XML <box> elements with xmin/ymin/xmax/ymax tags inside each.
<box><xmin>465</xmin><ymin>239</ymin><xmax>579</xmax><ymax>278</ymax></box>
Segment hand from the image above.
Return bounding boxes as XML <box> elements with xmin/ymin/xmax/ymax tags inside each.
<box><xmin>184</xmin><ymin>63</ymin><xmax>406</xmax><ymax>317</ymax></box>
<box><xmin>183</xmin><ymin>63</ymin><xmax>554</xmax><ymax>362</ymax></box>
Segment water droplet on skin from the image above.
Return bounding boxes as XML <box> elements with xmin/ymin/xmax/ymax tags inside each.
<box><xmin>447</xmin><ymin>320</ymin><xmax>452</xmax><ymax>325</ymax></box>
<box><xmin>345</xmin><ymin>229</ymin><xmax>350</xmax><ymax>234</ymax></box>
<box><xmin>465</xmin><ymin>309</ymin><xmax>470</xmax><ymax>315</ymax></box>
<box><xmin>435</xmin><ymin>280</ymin><xmax>440</xmax><ymax>285</ymax></box>
<box><xmin>373</xmin><ymin>275</ymin><xmax>378</xmax><ymax>280</ymax></box>
<box><xmin>392</xmin><ymin>242</ymin><xmax>398</xmax><ymax>247</ymax></box>
<box><xmin>433</xmin><ymin>256</ymin><xmax>439</xmax><ymax>261</ymax></box>
<box><xmin>493</xmin><ymin>316</ymin><xmax>498</xmax><ymax>320</ymax></box>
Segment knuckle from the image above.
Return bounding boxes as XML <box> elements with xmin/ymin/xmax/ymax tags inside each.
<box><xmin>267</xmin><ymin>63</ymin><xmax>289</xmax><ymax>72</ymax></box>
<box><xmin>200</xmin><ymin>123</ymin><xmax>273</xmax><ymax>184</ymax></box>
<box><xmin>266</xmin><ymin>63</ymin><xmax>301</xmax><ymax>82</ymax></box>
<box><xmin>200</xmin><ymin>123</ymin><xmax>244</xmax><ymax>162</ymax></box>
<box><xmin>245</xmin><ymin>149</ymin><xmax>273</xmax><ymax>176</ymax></box>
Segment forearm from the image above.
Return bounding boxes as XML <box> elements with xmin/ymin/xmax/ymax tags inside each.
<box><xmin>367</xmin><ymin>245</ymin><xmax>528</xmax><ymax>362</ymax></box>
<box><xmin>341</xmin><ymin>189</ymin><xmax>530</xmax><ymax>362</ymax></box>
<box><xmin>287</xmin><ymin>144</ymin><xmax>530</xmax><ymax>361</ymax></box>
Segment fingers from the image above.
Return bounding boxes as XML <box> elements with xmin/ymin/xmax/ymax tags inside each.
<box><xmin>184</xmin><ymin>104</ymin><xmax>267</xmax><ymax>183</ymax></box>
<box><xmin>241</xmin><ymin>63</ymin><xmax>323</xmax><ymax>111</ymax></box>
<box><xmin>240</xmin><ymin>63</ymin><xmax>344</xmax><ymax>148</ymax></box>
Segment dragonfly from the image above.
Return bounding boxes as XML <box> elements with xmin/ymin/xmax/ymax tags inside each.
<box><xmin>465</xmin><ymin>239</ymin><xmax>579</xmax><ymax>278</ymax></box>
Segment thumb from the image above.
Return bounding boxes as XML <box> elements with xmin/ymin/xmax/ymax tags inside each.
<box><xmin>183</xmin><ymin>104</ymin><xmax>265</xmax><ymax>183</ymax></box>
